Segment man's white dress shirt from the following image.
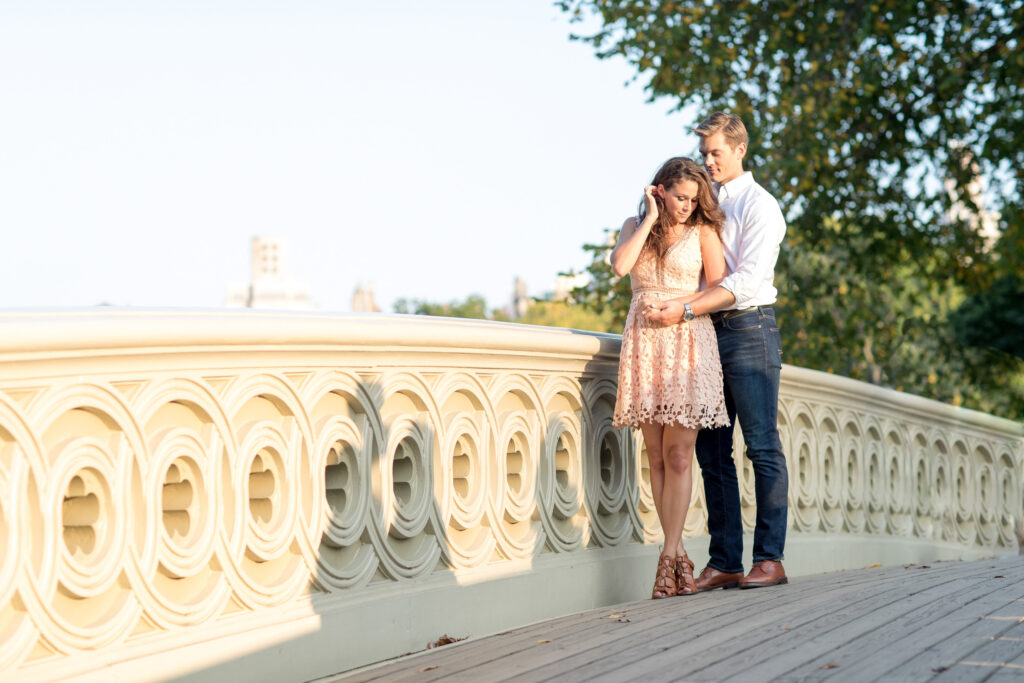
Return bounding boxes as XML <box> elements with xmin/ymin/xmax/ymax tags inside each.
<box><xmin>715</xmin><ymin>171</ymin><xmax>787</xmax><ymax>310</ymax></box>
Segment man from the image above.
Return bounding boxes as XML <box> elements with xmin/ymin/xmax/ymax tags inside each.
<box><xmin>646</xmin><ymin>111</ymin><xmax>789</xmax><ymax>589</ymax></box>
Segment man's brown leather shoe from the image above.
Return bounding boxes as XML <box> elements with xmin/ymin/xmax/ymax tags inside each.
<box><xmin>694</xmin><ymin>565</ymin><xmax>744</xmax><ymax>592</ymax></box>
<box><xmin>739</xmin><ymin>560</ymin><xmax>788</xmax><ymax>589</ymax></box>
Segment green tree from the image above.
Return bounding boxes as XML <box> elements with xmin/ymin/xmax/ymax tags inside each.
<box><xmin>777</xmin><ymin>218</ymin><xmax>1023</xmax><ymax>415</ymax></box>
<box><xmin>558</xmin><ymin>0</ymin><xmax>1023</xmax><ymax>281</ymax></box>
<box><xmin>571</xmin><ymin>222</ymin><xmax>1024</xmax><ymax>416</ymax></box>
<box><xmin>565</xmin><ymin>232</ymin><xmax>633</xmax><ymax>330</ymax></box>
<box><xmin>393</xmin><ymin>294</ymin><xmax>489</xmax><ymax>319</ymax></box>
<box><xmin>949</xmin><ymin>275</ymin><xmax>1024</xmax><ymax>361</ymax></box>
<box><xmin>558</xmin><ymin>0</ymin><xmax>1024</xmax><ymax>419</ymax></box>
<box><xmin>392</xmin><ymin>293</ymin><xmax>614</xmax><ymax>332</ymax></box>
<box><xmin>516</xmin><ymin>299</ymin><xmax>616</xmax><ymax>332</ymax></box>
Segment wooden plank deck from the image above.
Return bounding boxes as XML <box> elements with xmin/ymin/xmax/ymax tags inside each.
<box><xmin>323</xmin><ymin>555</ymin><xmax>1024</xmax><ymax>682</ymax></box>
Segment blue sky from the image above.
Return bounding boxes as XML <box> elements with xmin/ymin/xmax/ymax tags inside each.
<box><xmin>1</xmin><ymin>1</ymin><xmax>700</xmax><ymax>313</ymax></box>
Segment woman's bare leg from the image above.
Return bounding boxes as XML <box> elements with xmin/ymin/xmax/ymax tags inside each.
<box><xmin>640</xmin><ymin>423</ymin><xmax>679</xmax><ymax>597</ymax></box>
<box><xmin>658</xmin><ymin>423</ymin><xmax>698</xmax><ymax>559</ymax></box>
<box><xmin>639</xmin><ymin>423</ymin><xmax>666</xmax><ymax>537</ymax></box>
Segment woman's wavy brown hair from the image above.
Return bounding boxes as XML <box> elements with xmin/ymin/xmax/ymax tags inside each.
<box><xmin>637</xmin><ymin>157</ymin><xmax>725</xmax><ymax>262</ymax></box>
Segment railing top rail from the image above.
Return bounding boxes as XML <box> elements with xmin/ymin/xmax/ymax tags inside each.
<box><xmin>0</xmin><ymin>308</ymin><xmax>621</xmax><ymax>360</ymax></box>
<box><xmin>782</xmin><ymin>364</ymin><xmax>1024</xmax><ymax>437</ymax></box>
<box><xmin>0</xmin><ymin>308</ymin><xmax>1019</xmax><ymax>436</ymax></box>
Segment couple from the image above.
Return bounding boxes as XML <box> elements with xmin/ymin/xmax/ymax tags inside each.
<box><xmin>611</xmin><ymin>112</ymin><xmax>789</xmax><ymax>599</ymax></box>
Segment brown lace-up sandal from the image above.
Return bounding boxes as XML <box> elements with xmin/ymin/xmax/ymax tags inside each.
<box><xmin>651</xmin><ymin>554</ymin><xmax>678</xmax><ymax>599</ymax></box>
<box><xmin>675</xmin><ymin>555</ymin><xmax>697</xmax><ymax>595</ymax></box>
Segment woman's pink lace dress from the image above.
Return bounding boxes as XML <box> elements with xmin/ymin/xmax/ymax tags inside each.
<box><xmin>613</xmin><ymin>224</ymin><xmax>730</xmax><ymax>430</ymax></box>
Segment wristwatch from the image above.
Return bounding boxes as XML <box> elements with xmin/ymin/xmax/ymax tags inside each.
<box><xmin>683</xmin><ymin>303</ymin><xmax>695</xmax><ymax>322</ymax></box>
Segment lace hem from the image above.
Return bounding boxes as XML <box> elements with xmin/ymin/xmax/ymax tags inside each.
<box><xmin>613</xmin><ymin>402</ymin><xmax>730</xmax><ymax>431</ymax></box>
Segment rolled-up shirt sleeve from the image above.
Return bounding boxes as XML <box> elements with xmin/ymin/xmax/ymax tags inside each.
<box><xmin>718</xmin><ymin>193</ymin><xmax>786</xmax><ymax>309</ymax></box>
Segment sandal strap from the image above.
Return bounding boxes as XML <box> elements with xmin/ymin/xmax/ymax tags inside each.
<box><xmin>675</xmin><ymin>555</ymin><xmax>697</xmax><ymax>594</ymax></box>
<box><xmin>652</xmin><ymin>555</ymin><xmax>678</xmax><ymax>598</ymax></box>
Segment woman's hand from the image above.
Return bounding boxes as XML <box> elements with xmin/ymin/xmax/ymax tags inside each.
<box><xmin>643</xmin><ymin>296</ymin><xmax>694</xmax><ymax>326</ymax></box>
<box><xmin>643</xmin><ymin>185</ymin><xmax>659</xmax><ymax>223</ymax></box>
<box><xmin>609</xmin><ymin>186</ymin><xmax>660</xmax><ymax>278</ymax></box>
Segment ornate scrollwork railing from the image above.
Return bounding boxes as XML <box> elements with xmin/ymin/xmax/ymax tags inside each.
<box><xmin>0</xmin><ymin>311</ymin><xmax>1019</xmax><ymax>681</ymax></box>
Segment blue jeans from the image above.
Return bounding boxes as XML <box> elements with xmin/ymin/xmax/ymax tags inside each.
<box><xmin>696</xmin><ymin>306</ymin><xmax>788</xmax><ymax>573</ymax></box>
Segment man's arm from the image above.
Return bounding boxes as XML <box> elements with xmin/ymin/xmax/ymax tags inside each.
<box><xmin>647</xmin><ymin>190</ymin><xmax>784</xmax><ymax>325</ymax></box>
<box><xmin>715</xmin><ymin>194</ymin><xmax>785</xmax><ymax>308</ymax></box>
<box><xmin>644</xmin><ymin>285</ymin><xmax>736</xmax><ymax>325</ymax></box>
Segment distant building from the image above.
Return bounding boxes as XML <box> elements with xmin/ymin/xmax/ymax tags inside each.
<box><xmin>225</xmin><ymin>237</ymin><xmax>315</xmax><ymax>310</ymax></box>
<box><xmin>511</xmin><ymin>277</ymin><xmax>529</xmax><ymax>318</ymax></box>
<box><xmin>505</xmin><ymin>273</ymin><xmax>591</xmax><ymax>319</ymax></box>
<box><xmin>552</xmin><ymin>273</ymin><xmax>589</xmax><ymax>302</ymax></box>
<box><xmin>352</xmin><ymin>283</ymin><xmax>381</xmax><ymax>312</ymax></box>
<box><xmin>946</xmin><ymin>142</ymin><xmax>1000</xmax><ymax>250</ymax></box>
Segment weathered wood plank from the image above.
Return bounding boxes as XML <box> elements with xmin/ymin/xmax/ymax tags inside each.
<box><xmin>487</xmin><ymin>586</ymin><xmax>848</xmax><ymax>680</ymax></box>
<box><xmin>347</xmin><ymin>567</ymin><xmax>809</xmax><ymax>682</ymax></box>
<box><xmin>552</xmin><ymin>561</ymin><xmax>999</xmax><ymax>682</ymax></box>
<box><xmin>988</xmin><ymin>622</ymin><xmax>1024</xmax><ymax>681</ymax></box>
<box><xmin>324</xmin><ymin>557</ymin><xmax>1024</xmax><ymax>683</ymax></box>
<box><xmin>882</xmin><ymin>573</ymin><xmax>1024</xmax><ymax>682</ymax></box>
<box><xmin>342</xmin><ymin>561</ymin><xmax>936</xmax><ymax>681</ymax></box>
<box><xmin>363</xmin><ymin>562</ymin><xmax>973</xmax><ymax>681</ymax></box>
<box><xmin>452</xmin><ymin>565</ymin><xmax>946</xmax><ymax>683</ymax></box>
<box><xmin>773</xmin><ymin>569</ymin><xmax>1024</xmax><ymax>681</ymax></box>
<box><xmin>927</xmin><ymin>614</ymin><xmax>1024</xmax><ymax>682</ymax></box>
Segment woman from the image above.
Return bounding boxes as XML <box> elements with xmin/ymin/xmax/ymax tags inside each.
<box><xmin>610</xmin><ymin>157</ymin><xmax>730</xmax><ymax>598</ymax></box>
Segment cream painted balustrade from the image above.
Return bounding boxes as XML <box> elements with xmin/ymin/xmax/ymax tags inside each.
<box><xmin>0</xmin><ymin>311</ymin><xmax>1020</xmax><ymax>682</ymax></box>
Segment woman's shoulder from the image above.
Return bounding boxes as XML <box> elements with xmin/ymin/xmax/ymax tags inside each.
<box><xmin>618</xmin><ymin>216</ymin><xmax>641</xmax><ymax>237</ymax></box>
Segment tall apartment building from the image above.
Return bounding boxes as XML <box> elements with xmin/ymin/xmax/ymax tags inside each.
<box><xmin>225</xmin><ymin>236</ymin><xmax>315</xmax><ymax>310</ymax></box>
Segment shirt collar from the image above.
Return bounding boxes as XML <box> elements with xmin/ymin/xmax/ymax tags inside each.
<box><xmin>717</xmin><ymin>171</ymin><xmax>754</xmax><ymax>200</ymax></box>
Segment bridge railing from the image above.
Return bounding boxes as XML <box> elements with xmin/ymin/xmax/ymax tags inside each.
<box><xmin>0</xmin><ymin>310</ymin><xmax>1020</xmax><ymax>682</ymax></box>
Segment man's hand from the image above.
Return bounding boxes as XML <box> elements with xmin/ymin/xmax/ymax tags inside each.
<box><xmin>644</xmin><ymin>299</ymin><xmax>685</xmax><ymax>326</ymax></box>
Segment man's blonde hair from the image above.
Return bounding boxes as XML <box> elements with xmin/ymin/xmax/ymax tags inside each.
<box><xmin>695</xmin><ymin>112</ymin><xmax>748</xmax><ymax>151</ymax></box>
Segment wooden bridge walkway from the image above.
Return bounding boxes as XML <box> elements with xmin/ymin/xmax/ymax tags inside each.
<box><xmin>326</xmin><ymin>554</ymin><xmax>1024</xmax><ymax>682</ymax></box>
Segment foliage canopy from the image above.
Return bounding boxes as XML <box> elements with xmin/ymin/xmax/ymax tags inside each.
<box><xmin>558</xmin><ymin>0</ymin><xmax>1023</xmax><ymax>283</ymax></box>
<box><xmin>558</xmin><ymin>0</ymin><xmax>1024</xmax><ymax>418</ymax></box>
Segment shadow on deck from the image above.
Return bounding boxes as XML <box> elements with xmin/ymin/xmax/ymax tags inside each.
<box><xmin>321</xmin><ymin>555</ymin><xmax>1024</xmax><ymax>682</ymax></box>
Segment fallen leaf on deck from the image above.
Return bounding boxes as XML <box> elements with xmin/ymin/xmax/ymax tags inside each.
<box><xmin>427</xmin><ymin>634</ymin><xmax>467</xmax><ymax>649</ymax></box>
<box><xmin>608</xmin><ymin>614</ymin><xmax>625</xmax><ymax>619</ymax></box>
<box><xmin>820</xmin><ymin>663</ymin><xmax>839</xmax><ymax>669</ymax></box>
<box><xmin>419</xmin><ymin>666</ymin><xmax>438</xmax><ymax>672</ymax></box>
<box><xmin>780</xmin><ymin>626</ymin><xmax>791</xmax><ymax>631</ymax></box>
<box><xmin>537</xmin><ymin>639</ymin><xmax>551</xmax><ymax>643</ymax></box>
<box><xmin>866</xmin><ymin>564</ymin><xmax>881</xmax><ymax>568</ymax></box>
<box><xmin>995</xmin><ymin>575</ymin><xmax>1007</xmax><ymax>578</ymax></box>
